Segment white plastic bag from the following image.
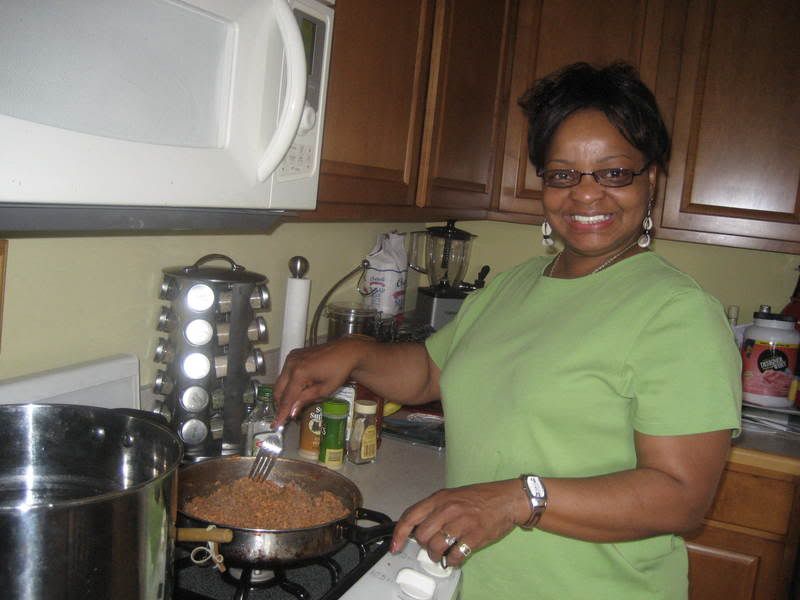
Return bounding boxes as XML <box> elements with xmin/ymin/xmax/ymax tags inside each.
<box><xmin>363</xmin><ymin>232</ymin><xmax>407</xmax><ymax>316</ymax></box>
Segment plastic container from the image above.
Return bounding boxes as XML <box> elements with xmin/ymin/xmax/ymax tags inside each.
<box><xmin>319</xmin><ymin>400</ymin><xmax>349</xmax><ymax>469</ymax></box>
<box><xmin>347</xmin><ymin>399</ymin><xmax>378</xmax><ymax>464</ymax></box>
<box><xmin>741</xmin><ymin>308</ymin><xmax>800</xmax><ymax>408</ymax></box>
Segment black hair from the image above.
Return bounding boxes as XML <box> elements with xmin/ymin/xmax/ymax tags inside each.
<box><xmin>518</xmin><ymin>62</ymin><xmax>670</xmax><ymax>172</ymax></box>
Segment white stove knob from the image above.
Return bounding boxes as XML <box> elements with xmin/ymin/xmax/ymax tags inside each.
<box><xmin>395</xmin><ymin>567</ymin><xmax>436</xmax><ymax>600</ymax></box>
<box><xmin>416</xmin><ymin>548</ymin><xmax>454</xmax><ymax>578</ymax></box>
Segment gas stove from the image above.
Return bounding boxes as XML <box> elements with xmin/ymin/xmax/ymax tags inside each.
<box><xmin>173</xmin><ymin>533</ymin><xmax>461</xmax><ymax>600</ymax></box>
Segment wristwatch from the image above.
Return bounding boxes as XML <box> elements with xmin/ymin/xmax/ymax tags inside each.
<box><xmin>519</xmin><ymin>474</ymin><xmax>548</xmax><ymax>530</ymax></box>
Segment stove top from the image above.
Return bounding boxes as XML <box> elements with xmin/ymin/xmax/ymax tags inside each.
<box><xmin>173</xmin><ymin>531</ymin><xmax>461</xmax><ymax>600</ymax></box>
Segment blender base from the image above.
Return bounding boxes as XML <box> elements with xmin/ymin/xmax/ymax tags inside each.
<box><xmin>415</xmin><ymin>287</ymin><xmax>466</xmax><ymax>331</ymax></box>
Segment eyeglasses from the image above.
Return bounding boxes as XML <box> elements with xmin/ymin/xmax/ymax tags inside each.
<box><xmin>538</xmin><ymin>163</ymin><xmax>651</xmax><ymax>188</ymax></box>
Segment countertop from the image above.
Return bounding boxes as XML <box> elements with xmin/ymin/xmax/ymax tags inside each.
<box><xmin>282</xmin><ymin>422</ymin><xmax>447</xmax><ymax>519</ymax></box>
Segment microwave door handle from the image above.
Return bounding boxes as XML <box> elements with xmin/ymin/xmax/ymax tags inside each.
<box><xmin>257</xmin><ymin>0</ymin><xmax>308</xmax><ymax>182</ymax></box>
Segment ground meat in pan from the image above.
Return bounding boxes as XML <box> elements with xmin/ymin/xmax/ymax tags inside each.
<box><xmin>183</xmin><ymin>477</ymin><xmax>350</xmax><ymax>530</ymax></box>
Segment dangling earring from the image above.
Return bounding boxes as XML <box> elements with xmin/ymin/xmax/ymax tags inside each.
<box><xmin>638</xmin><ymin>200</ymin><xmax>653</xmax><ymax>248</ymax></box>
<box><xmin>541</xmin><ymin>220</ymin><xmax>555</xmax><ymax>247</ymax></box>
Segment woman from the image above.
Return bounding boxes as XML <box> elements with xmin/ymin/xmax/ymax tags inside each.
<box><xmin>273</xmin><ymin>62</ymin><xmax>741</xmax><ymax>599</ymax></box>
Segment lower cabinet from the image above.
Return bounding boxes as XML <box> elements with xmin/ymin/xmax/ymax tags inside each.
<box><xmin>685</xmin><ymin>449</ymin><xmax>800</xmax><ymax>599</ymax></box>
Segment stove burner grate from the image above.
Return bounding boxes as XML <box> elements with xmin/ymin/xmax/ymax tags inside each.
<box><xmin>173</xmin><ymin>510</ymin><xmax>392</xmax><ymax>600</ymax></box>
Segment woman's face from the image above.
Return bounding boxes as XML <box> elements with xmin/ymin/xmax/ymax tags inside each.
<box><xmin>542</xmin><ymin>109</ymin><xmax>657</xmax><ymax>266</ymax></box>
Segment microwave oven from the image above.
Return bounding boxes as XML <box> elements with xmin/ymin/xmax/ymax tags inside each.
<box><xmin>0</xmin><ymin>0</ymin><xmax>333</xmax><ymax>232</ymax></box>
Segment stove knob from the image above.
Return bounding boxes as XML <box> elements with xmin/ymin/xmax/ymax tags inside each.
<box><xmin>250</xmin><ymin>284</ymin><xmax>270</xmax><ymax>310</ymax></box>
<box><xmin>395</xmin><ymin>568</ymin><xmax>436</xmax><ymax>600</ymax></box>
<box><xmin>416</xmin><ymin>548</ymin><xmax>453</xmax><ymax>578</ymax></box>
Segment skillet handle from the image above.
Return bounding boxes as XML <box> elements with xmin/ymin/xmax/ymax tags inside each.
<box><xmin>347</xmin><ymin>507</ymin><xmax>396</xmax><ymax>545</ymax></box>
<box><xmin>176</xmin><ymin>527</ymin><xmax>234</xmax><ymax>544</ymax></box>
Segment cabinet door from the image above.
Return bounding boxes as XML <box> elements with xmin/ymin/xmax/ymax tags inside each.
<box><xmin>686</xmin><ymin>541</ymin><xmax>758</xmax><ymax>600</ymax></box>
<box><xmin>656</xmin><ymin>0</ymin><xmax>800</xmax><ymax>253</ymax></box>
<box><xmin>498</xmin><ymin>0</ymin><xmax>668</xmax><ymax>218</ymax></box>
<box><xmin>416</xmin><ymin>0</ymin><xmax>517</xmax><ymax>211</ymax></box>
<box><xmin>317</xmin><ymin>0</ymin><xmax>435</xmax><ymax>211</ymax></box>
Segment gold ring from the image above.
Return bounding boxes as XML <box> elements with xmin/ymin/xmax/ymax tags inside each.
<box><xmin>456</xmin><ymin>542</ymin><xmax>472</xmax><ymax>558</ymax></box>
<box><xmin>441</xmin><ymin>531</ymin><xmax>458</xmax><ymax>547</ymax></box>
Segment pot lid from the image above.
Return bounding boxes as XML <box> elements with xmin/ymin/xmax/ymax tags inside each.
<box><xmin>426</xmin><ymin>219</ymin><xmax>474</xmax><ymax>241</ymax></box>
<box><xmin>163</xmin><ymin>254</ymin><xmax>265</xmax><ymax>284</ymax></box>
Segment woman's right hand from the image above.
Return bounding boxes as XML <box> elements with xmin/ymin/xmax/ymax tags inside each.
<box><xmin>272</xmin><ymin>337</ymin><xmax>372</xmax><ymax>427</ymax></box>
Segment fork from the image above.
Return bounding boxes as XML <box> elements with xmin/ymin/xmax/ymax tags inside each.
<box><xmin>248</xmin><ymin>425</ymin><xmax>284</xmax><ymax>482</ymax></box>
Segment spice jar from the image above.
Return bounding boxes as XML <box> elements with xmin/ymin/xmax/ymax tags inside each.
<box><xmin>742</xmin><ymin>307</ymin><xmax>800</xmax><ymax>408</ymax></box>
<box><xmin>245</xmin><ymin>384</ymin><xmax>275</xmax><ymax>456</ymax></box>
<box><xmin>298</xmin><ymin>402</ymin><xmax>323</xmax><ymax>459</ymax></box>
<box><xmin>318</xmin><ymin>400</ymin><xmax>348</xmax><ymax>470</ymax></box>
<box><xmin>347</xmin><ymin>399</ymin><xmax>378</xmax><ymax>465</ymax></box>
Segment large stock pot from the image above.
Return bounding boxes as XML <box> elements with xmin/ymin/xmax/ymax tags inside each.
<box><xmin>0</xmin><ymin>404</ymin><xmax>183</xmax><ymax>600</ymax></box>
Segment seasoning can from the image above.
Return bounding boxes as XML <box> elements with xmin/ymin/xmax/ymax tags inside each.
<box><xmin>298</xmin><ymin>402</ymin><xmax>323</xmax><ymax>460</ymax></box>
<box><xmin>742</xmin><ymin>307</ymin><xmax>800</xmax><ymax>408</ymax></box>
<box><xmin>318</xmin><ymin>400</ymin><xmax>348</xmax><ymax>469</ymax></box>
<box><xmin>347</xmin><ymin>399</ymin><xmax>378</xmax><ymax>464</ymax></box>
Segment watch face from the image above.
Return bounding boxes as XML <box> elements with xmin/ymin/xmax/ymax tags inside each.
<box><xmin>526</xmin><ymin>475</ymin><xmax>546</xmax><ymax>498</ymax></box>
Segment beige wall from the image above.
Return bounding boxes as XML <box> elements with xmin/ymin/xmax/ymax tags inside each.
<box><xmin>1</xmin><ymin>219</ymin><xmax>797</xmax><ymax>383</ymax></box>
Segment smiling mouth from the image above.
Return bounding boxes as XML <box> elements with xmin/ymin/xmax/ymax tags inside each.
<box><xmin>569</xmin><ymin>214</ymin><xmax>613</xmax><ymax>224</ymax></box>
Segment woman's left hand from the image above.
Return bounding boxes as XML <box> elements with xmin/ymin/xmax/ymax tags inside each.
<box><xmin>390</xmin><ymin>480</ymin><xmax>529</xmax><ymax>568</ymax></box>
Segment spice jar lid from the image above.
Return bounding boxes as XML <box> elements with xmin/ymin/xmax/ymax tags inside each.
<box><xmin>355</xmin><ymin>399</ymin><xmax>378</xmax><ymax>415</ymax></box>
<box><xmin>322</xmin><ymin>400</ymin><xmax>349</xmax><ymax>416</ymax></box>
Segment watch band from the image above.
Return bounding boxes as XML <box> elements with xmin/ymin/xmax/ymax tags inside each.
<box><xmin>519</xmin><ymin>474</ymin><xmax>548</xmax><ymax>530</ymax></box>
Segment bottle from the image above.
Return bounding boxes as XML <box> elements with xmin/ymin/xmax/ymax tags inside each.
<box><xmin>318</xmin><ymin>400</ymin><xmax>349</xmax><ymax>470</ymax></box>
<box><xmin>355</xmin><ymin>383</ymin><xmax>385</xmax><ymax>448</ymax></box>
<box><xmin>741</xmin><ymin>307</ymin><xmax>800</xmax><ymax>408</ymax></box>
<box><xmin>347</xmin><ymin>399</ymin><xmax>378</xmax><ymax>464</ymax></box>
<box><xmin>243</xmin><ymin>384</ymin><xmax>275</xmax><ymax>456</ymax></box>
<box><xmin>781</xmin><ymin>265</ymin><xmax>800</xmax><ymax>331</ymax></box>
<box><xmin>298</xmin><ymin>402</ymin><xmax>323</xmax><ymax>459</ymax></box>
<box><xmin>333</xmin><ymin>382</ymin><xmax>357</xmax><ymax>442</ymax></box>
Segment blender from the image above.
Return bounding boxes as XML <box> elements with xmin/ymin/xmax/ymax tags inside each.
<box><xmin>409</xmin><ymin>220</ymin><xmax>489</xmax><ymax>330</ymax></box>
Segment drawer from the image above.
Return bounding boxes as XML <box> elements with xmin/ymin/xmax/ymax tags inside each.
<box><xmin>706</xmin><ymin>469</ymin><xmax>794</xmax><ymax>535</ymax></box>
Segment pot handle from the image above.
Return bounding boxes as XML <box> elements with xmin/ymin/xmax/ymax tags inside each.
<box><xmin>112</xmin><ymin>408</ymin><xmax>169</xmax><ymax>427</ymax></box>
<box><xmin>184</xmin><ymin>254</ymin><xmax>245</xmax><ymax>274</ymax></box>
<box><xmin>176</xmin><ymin>527</ymin><xmax>234</xmax><ymax>544</ymax></box>
<box><xmin>346</xmin><ymin>507</ymin><xmax>396</xmax><ymax>545</ymax></box>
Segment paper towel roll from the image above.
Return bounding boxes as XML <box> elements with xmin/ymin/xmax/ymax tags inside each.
<box><xmin>279</xmin><ymin>277</ymin><xmax>311</xmax><ymax>372</ymax></box>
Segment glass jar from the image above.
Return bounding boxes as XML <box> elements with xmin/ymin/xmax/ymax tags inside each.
<box><xmin>347</xmin><ymin>399</ymin><xmax>378</xmax><ymax>465</ymax></box>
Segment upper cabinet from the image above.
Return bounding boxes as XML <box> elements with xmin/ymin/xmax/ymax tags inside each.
<box><xmin>311</xmin><ymin>0</ymin><xmax>516</xmax><ymax>221</ymax></box>
<box><xmin>316</xmin><ymin>0</ymin><xmax>435</xmax><ymax>217</ymax></box>
<box><xmin>498</xmin><ymin>0</ymin><xmax>668</xmax><ymax>219</ymax></box>
<box><xmin>309</xmin><ymin>0</ymin><xmax>800</xmax><ymax>254</ymax></box>
<box><xmin>655</xmin><ymin>0</ymin><xmax>800</xmax><ymax>253</ymax></box>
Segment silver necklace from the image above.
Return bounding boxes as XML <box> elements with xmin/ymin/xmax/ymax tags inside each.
<box><xmin>548</xmin><ymin>240</ymin><xmax>640</xmax><ymax>277</ymax></box>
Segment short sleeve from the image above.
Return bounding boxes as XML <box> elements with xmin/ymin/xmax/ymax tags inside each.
<box><xmin>626</xmin><ymin>289</ymin><xmax>742</xmax><ymax>436</ymax></box>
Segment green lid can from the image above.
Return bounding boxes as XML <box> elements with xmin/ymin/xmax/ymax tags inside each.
<box><xmin>319</xmin><ymin>400</ymin><xmax>348</xmax><ymax>469</ymax></box>
<box><xmin>322</xmin><ymin>399</ymin><xmax>349</xmax><ymax>417</ymax></box>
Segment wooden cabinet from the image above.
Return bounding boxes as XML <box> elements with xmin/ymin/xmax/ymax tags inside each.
<box><xmin>308</xmin><ymin>0</ymin><xmax>516</xmax><ymax>222</ymax></box>
<box><xmin>497</xmin><ymin>0</ymin><xmax>669</xmax><ymax>220</ymax></box>
<box><xmin>685</xmin><ymin>448</ymin><xmax>800</xmax><ymax>599</ymax></box>
<box><xmin>654</xmin><ymin>0</ymin><xmax>800</xmax><ymax>253</ymax></box>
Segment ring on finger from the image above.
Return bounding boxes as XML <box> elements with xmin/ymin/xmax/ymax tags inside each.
<box><xmin>441</xmin><ymin>531</ymin><xmax>458</xmax><ymax>547</ymax></box>
<box><xmin>456</xmin><ymin>541</ymin><xmax>472</xmax><ymax>558</ymax></box>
